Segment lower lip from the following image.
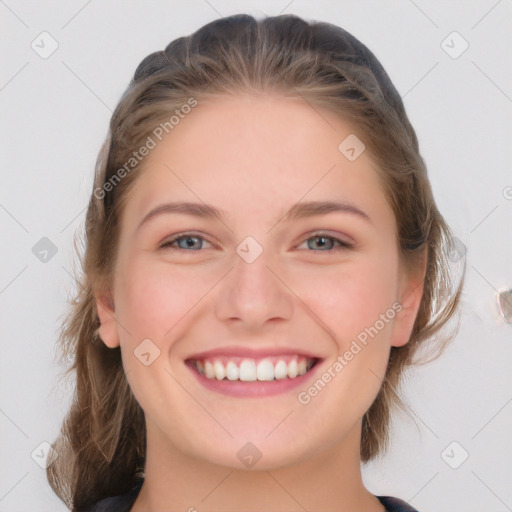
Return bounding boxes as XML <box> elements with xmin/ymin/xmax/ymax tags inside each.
<box><xmin>186</xmin><ymin>360</ymin><xmax>322</xmax><ymax>398</ymax></box>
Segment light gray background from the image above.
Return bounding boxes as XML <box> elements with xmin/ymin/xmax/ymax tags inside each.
<box><xmin>1</xmin><ymin>1</ymin><xmax>511</xmax><ymax>511</ymax></box>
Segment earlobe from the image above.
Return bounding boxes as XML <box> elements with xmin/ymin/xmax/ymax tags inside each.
<box><xmin>391</xmin><ymin>254</ymin><xmax>427</xmax><ymax>348</ymax></box>
<box><xmin>95</xmin><ymin>291</ymin><xmax>120</xmax><ymax>348</ymax></box>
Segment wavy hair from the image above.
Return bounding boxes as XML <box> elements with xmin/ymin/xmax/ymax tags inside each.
<box><xmin>47</xmin><ymin>13</ymin><xmax>464</xmax><ymax>511</ymax></box>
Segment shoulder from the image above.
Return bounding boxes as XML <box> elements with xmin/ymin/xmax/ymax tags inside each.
<box><xmin>377</xmin><ymin>495</ymin><xmax>420</xmax><ymax>512</ymax></box>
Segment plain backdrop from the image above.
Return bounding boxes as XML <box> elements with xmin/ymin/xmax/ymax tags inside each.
<box><xmin>1</xmin><ymin>1</ymin><xmax>511</xmax><ymax>511</ymax></box>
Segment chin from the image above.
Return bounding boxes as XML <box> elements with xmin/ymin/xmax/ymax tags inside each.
<box><xmin>186</xmin><ymin>432</ymin><xmax>324</xmax><ymax>472</ymax></box>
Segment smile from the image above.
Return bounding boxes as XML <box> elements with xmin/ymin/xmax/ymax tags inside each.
<box><xmin>185</xmin><ymin>349</ymin><xmax>322</xmax><ymax>397</ymax></box>
<box><xmin>190</xmin><ymin>355</ymin><xmax>317</xmax><ymax>382</ymax></box>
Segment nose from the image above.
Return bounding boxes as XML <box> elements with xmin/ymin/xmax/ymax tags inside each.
<box><xmin>214</xmin><ymin>247</ymin><xmax>294</xmax><ymax>331</ymax></box>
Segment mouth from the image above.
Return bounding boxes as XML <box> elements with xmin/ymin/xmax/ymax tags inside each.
<box><xmin>185</xmin><ymin>351</ymin><xmax>322</xmax><ymax>397</ymax></box>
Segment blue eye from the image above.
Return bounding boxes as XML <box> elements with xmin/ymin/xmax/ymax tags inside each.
<box><xmin>159</xmin><ymin>232</ymin><xmax>353</xmax><ymax>253</ymax></box>
<box><xmin>301</xmin><ymin>234</ymin><xmax>353</xmax><ymax>252</ymax></box>
<box><xmin>159</xmin><ymin>234</ymin><xmax>211</xmax><ymax>251</ymax></box>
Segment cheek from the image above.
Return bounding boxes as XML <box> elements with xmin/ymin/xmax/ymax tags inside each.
<box><xmin>296</xmin><ymin>263</ymin><xmax>397</xmax><ymax>421</ymax></box>
<box><xmin>115</xmin><ymin>258</ymin><xmax>210</xmax><ymax>343</ymax></box>
<box><xmin>297</xmin><ymin>255</ymin><xmax>399</xmax><ymax>346</ymax></box>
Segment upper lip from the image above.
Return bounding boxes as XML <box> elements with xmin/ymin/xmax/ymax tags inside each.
<box><xmin>186</xmin><ymin>346</ymin><xmax>323</xmax><ymax>361</ymax></box>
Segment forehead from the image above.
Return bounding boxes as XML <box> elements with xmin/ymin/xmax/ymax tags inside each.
<box><xmin>121</xmin><ymin>93</ymin><xmax>393</xmax><ymax>229</ymax></box>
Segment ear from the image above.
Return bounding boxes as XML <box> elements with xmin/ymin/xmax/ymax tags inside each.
<box><xmin>391</xmin><ymin>252</ymin><xmax>427</xmax><ymax>348</ymax></box>
<box><xmin>95</xmin><ymin>290</ymin><xmax>120</xmax><ymax>348</ymax></box>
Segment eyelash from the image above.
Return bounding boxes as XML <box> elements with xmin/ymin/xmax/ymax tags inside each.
<box><xmin>158</xmin><ymin>232</ymin><xmax>354</xmax><ymax>253</ymax></box>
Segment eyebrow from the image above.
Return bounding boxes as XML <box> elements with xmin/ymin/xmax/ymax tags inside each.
<box><xmin>137</xmin><ymin>199</ymin><xmax>371</xmax><ymax>231</ymax></box>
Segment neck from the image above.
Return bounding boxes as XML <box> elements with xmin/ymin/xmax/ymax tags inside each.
<box><xmin>131</xmin><ymin>420</ymin><xmax>384</xmax><ymax>512</ymax></box>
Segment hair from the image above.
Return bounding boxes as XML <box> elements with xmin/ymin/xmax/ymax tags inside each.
<box><xmin>47</xmin><ymin>13</ymin><xmax>465</xmax><ymax>511</ymax></box>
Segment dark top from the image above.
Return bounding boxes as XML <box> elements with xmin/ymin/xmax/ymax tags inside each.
<box><xmin>90</xmin><ymin>480</ymin><xmax>419</xmax><ymax>511</ymax></box>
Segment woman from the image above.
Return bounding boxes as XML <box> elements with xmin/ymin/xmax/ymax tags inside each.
<box><xmin>47</xmin><ymin>13</ymin><xmax>463</xmax><ymax>512</ymax></box>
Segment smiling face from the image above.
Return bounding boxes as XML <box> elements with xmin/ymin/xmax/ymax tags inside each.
<box><xmin>96</xmin><ymin>92</ymin><xmax>423</xmax><ymax>470</ymax></box>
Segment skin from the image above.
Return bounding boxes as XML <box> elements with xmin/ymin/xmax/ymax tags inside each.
<box><xmin>96</xmin><ymin>92</ymin><xmax>424</xmax><ymax>512</ymax></box>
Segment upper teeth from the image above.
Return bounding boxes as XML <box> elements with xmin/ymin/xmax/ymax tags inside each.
<box><xmin>194</xmin><ymin>356</ymin><xmax>314</xmax><ymax>382</ymax></box>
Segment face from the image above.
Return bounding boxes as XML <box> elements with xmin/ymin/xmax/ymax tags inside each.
<box><xmin>96</xmin><ymin>93</ymin><xmax>423</xmax><ymax>469</ymax></box>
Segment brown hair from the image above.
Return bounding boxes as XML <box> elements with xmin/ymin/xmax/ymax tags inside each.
<box><xmin>47</xmin><ymin>13</ymin><xmax>464</xmax><ymax>511</ymax></box>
